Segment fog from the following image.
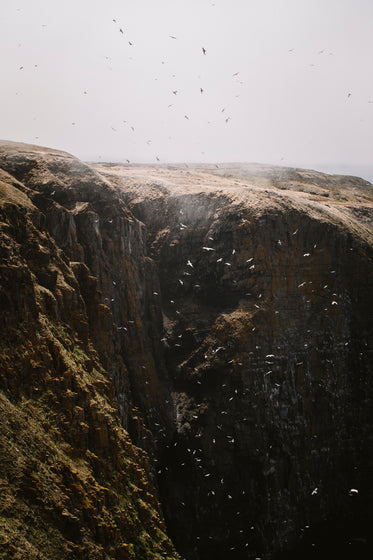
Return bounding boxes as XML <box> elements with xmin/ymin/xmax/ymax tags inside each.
<box><xmin>1</xmin><ymin>0</ymin><xmax>373</xmax><ymax>181</ymax></box>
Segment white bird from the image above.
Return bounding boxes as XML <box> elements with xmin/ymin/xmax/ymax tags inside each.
<box><xmin>187</xmin><ymin>260</ymin><xmax>194</xmax><ymax>267</ymax></box>
<box><xmin>202</xmin><ymin>247</ymin><xmax>215</xmax><ymax>251</ymax></box>
<box><xmin>217</xmin><ymin>258</ymin><xmax>223</xmax><ymax>262</ymax></box>
<box><xmin>179</xmin><ymin>279</ymin><xmax>184</xmax><ymax>285</ymax></box>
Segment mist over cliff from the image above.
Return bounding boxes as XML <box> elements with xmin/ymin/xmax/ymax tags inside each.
<box><xmin>0</xmin><ymin>141</ymin><xmax>372</xmax><ymax>560</ymax></box>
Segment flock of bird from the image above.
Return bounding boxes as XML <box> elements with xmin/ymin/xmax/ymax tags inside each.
<box><xmin>107</xmin><ymin>199</ymin><xmax>362</xmax><ymax>555</ymax></box>
<box><xmin>13</xmin><ymin>11</ymin><xmax>372</xmax><ymax>164</ymax></box>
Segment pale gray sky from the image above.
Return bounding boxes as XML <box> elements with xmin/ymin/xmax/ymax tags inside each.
<box><xmin>1</xmin><ymin>0</ymin><xmax>373</xmax><ymax>180</ymax></box>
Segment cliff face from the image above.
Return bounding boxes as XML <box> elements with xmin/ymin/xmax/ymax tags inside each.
<box><xmin>0</xmin><ymin>142</ymin><xmax>177</xmax><ymax>560</ymax></box>
<box><xmin>0</xmin><ymin>141</ymin><xmax>372</xmax><ymax>560</ymax></box>
<box><xmin>96</xmin><ymin>162</ymin><xmax>373</xmax><ymax>559</ymax></box>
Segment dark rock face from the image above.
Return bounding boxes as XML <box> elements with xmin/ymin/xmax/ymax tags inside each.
<box><xmin>96</xmin><ymin>162</ymin><xmax>373</xmax><ymax>560</ymax></box>
<box><xmin>0</xmin><ymin>142</ymin><xmax>372</xmax><ymax>560</ymax></box>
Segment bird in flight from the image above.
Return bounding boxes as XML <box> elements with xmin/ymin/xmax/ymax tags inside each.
<box><xmin>120</xmin><ymin>28</ymin><xmax>124</xmax><ymax>34</ymax></box>
<box><xmin>202</xmin><ymin>47</ymin><xmax>206</xmax><ymax>55</ymax></box>
<box><xmin>200</xmin><ymin>87</ymin><xmax>204</xmax><ymax>93</ymax></box>
<box><xmin>170</xmin><ymin>35</ymin><xmax>177</xmax><ymax>40</ymax></box>
<box><xmin>172</xmin><ymin>90</ymin><xmax>178</xmax><ymax>95</ymax></box>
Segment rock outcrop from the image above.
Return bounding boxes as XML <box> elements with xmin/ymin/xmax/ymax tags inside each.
<box><xmin>0</xmin><ymin>141</ymin><xmax>372</xmax><ymax>560</ymax></box>
<box><xmin>0</xmin><ymin>141</ymin><xmax>177</xmax><ymax>560</ymax></box>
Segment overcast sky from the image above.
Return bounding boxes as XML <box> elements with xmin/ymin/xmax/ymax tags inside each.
<box><xmin>1</xmin><ymin>0</ymin><xmax>373</xmax><ymax>180</ymax></box>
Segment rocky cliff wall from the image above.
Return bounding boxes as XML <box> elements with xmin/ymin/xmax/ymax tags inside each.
<box><xmin>0</xmin><ymin>141</ymin><xmax>177</xmax><ymax>560</ymax></box>
<box><xmin>96</xmin><ymin>161</ymin><xmax>373</xmax><ymax>560</ymax></box>
<box><xmin>0</xmin><ymin>141</ymin><xmax>372</xmax><ymax>560</ymax></box>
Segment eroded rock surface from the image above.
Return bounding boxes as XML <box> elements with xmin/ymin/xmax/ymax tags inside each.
<box><xmin>0</xmin><ymin>141</ymin><xmax>372</xmax><ymax>560</ymax></box>
<box><xmin>96</xmin><ymin>161</ymin><xmax>373</xmax><ymax>560</ymax></box>
<box><xmin>0</xmin><ymin>141</ymin><xmax>177</xmax><ymax>560</ymax></box>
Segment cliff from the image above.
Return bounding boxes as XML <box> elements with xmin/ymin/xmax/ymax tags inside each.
<box><xmin>0</xmin><ymin>141</ymin><xmax>177</xmax><ymax>560</ymax></box>
<box><xmin>0</xmin><ymin>141</ymin><xmax>372</xmax><ymax>560</ymax></box>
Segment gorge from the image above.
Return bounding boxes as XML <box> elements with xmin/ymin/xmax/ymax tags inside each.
<box><xmin>0</xmin><ymin>140</ymin><xmax>372</xmax><ymax>560</ymax></box>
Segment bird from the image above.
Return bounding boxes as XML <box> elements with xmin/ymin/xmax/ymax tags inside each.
<box><xmin>347</xmin><ymin>93</ymin><xmax>352</xmax><ymax>98</ymax></box>
<box><xmin>200</xmin><ymin>87</ymin><xmax>204</xmax><ymax>93</ymax></box>
<box><xmin>232</xmin><ymin>72</ymin><xmax>240</xmax><ymax>76</ymax></box>
<box><xmin>170</xmin><ymin>35</ymin><xmax>177</xmax><ymax>40</ymax></box>
<box><xmin>184</xmin><ymin>115</ymin><xmax>189</xmax><ymax>120</ymax></box>
<box><xmin>202</xmin><ymin>47</ymin><xmax>206</xmax><ymax>55</ymax></box>
<box><xmin>120</xmin><ymin>28</ymin><xmax>124</xmax><ymax>34</ymax></box>
<box><xmin>172</xmin><ymin>90</ymin><xmax>178</xmax><ymax>95</ymax></box>
<box><xmin>156</xmin><ymin>156</ymin><xmax>160</xmax><ymax>161</ymax></box>
<box><xmin>202</xmin><ymin>247</ymin><xmax>214</xmax><ymax>251</ymax></box>
<box><xmin>187</xmin><ymin>260</ymin><xmax>194</xmax><ymax>268</ymax></box>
